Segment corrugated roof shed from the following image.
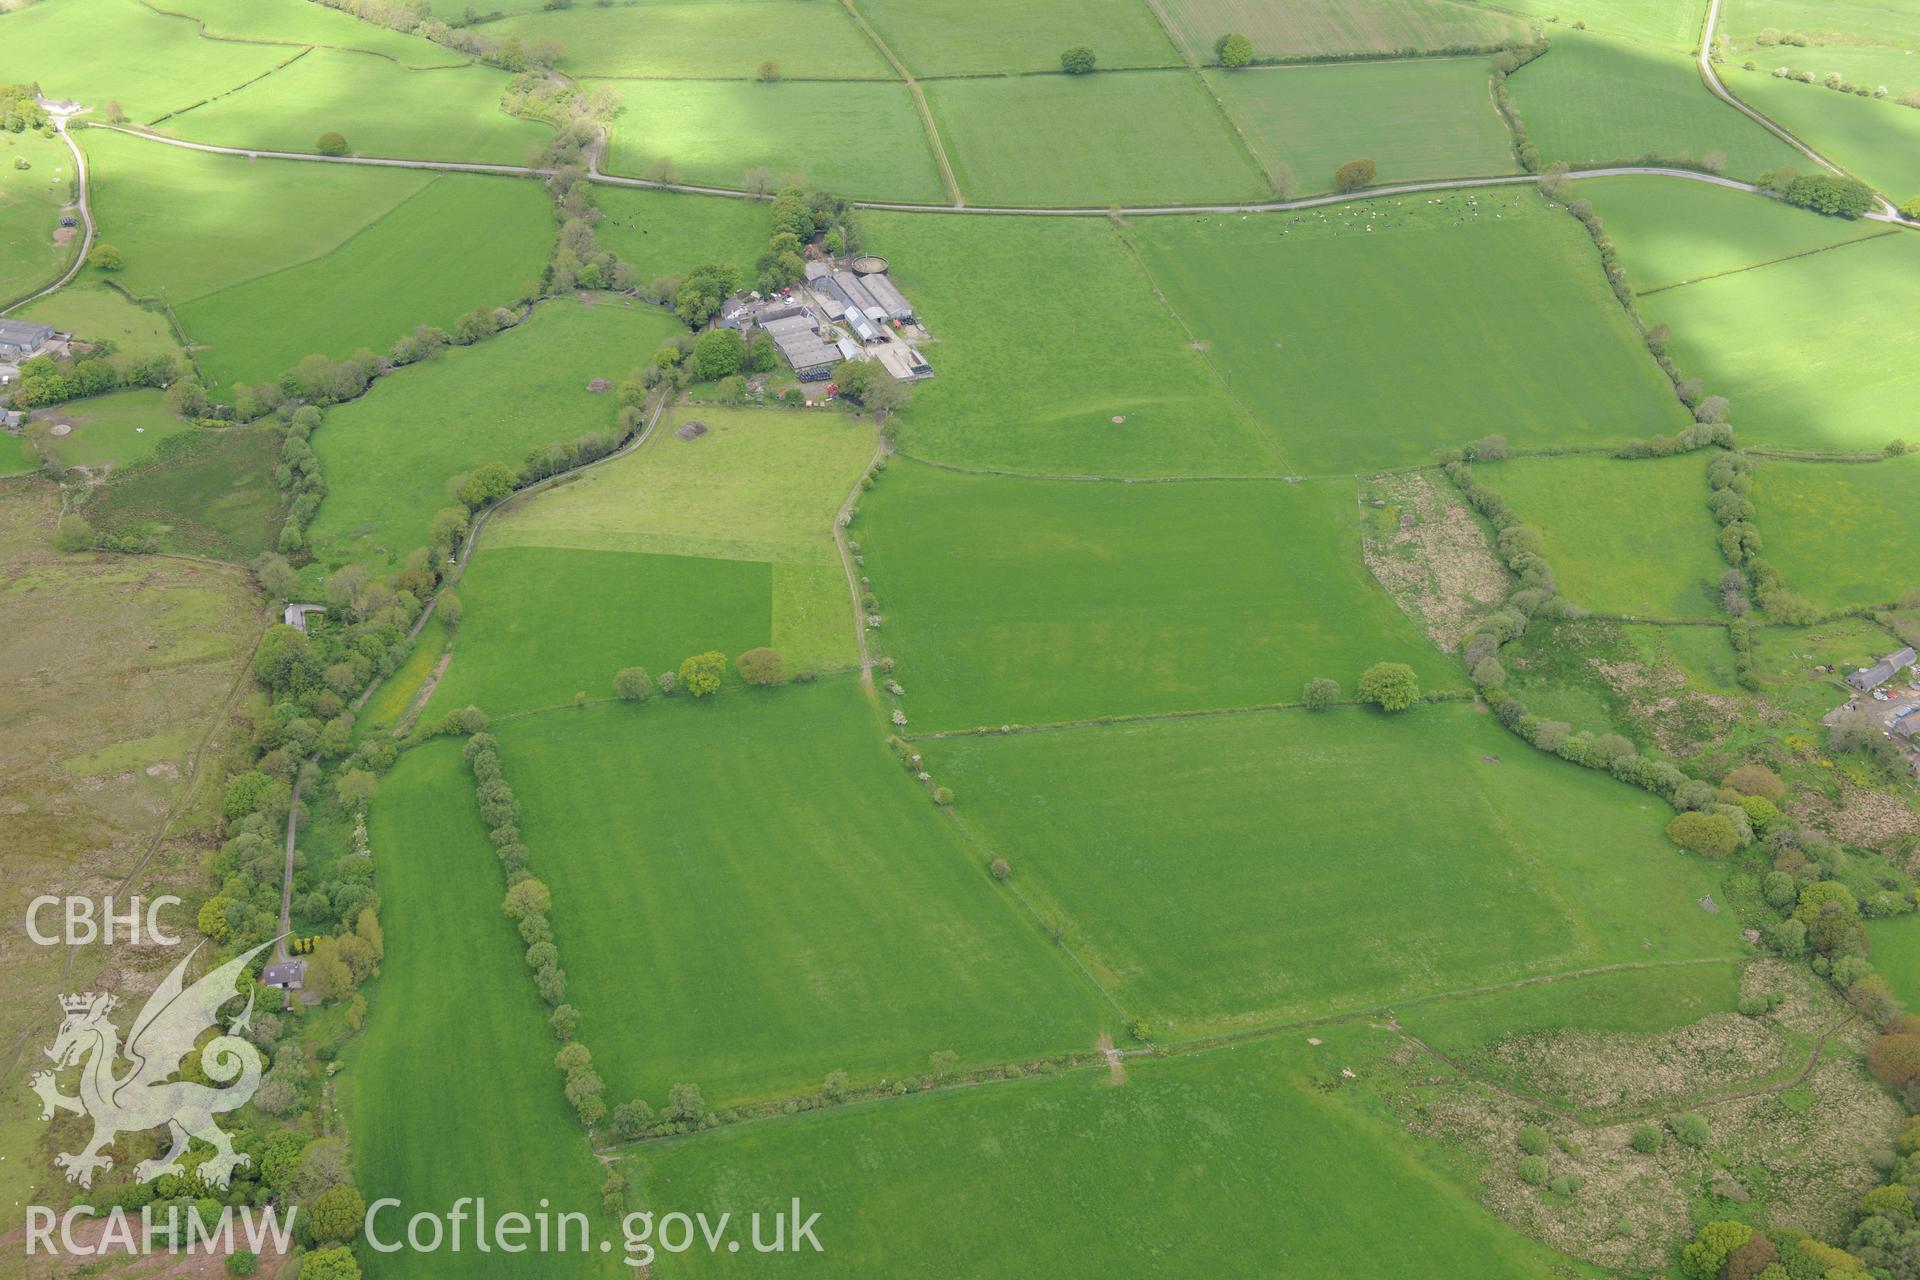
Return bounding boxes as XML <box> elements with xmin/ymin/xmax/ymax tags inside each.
<box><xmin>860</xmin><ymin>272</ymin><xmax>914</xmax><ymax>321</ymax></box>
<box><xmin>834</xmin><ymin>271</ymin><xmax>888</xmax><ymax>322</ymax></box>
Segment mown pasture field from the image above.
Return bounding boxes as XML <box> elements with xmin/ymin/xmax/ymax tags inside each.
<box><xmin>160</xmin><ymin>49</ymin><xmax>552</xmax><ymax>165</ymax></box>
<box><xmin>0</xmin><ymin>434</ymin><xmax>34</xmax><ymax>478</ymax></box>
<box><xmin>1129</xmin><ymin>193</ymin><xmax>1690</xmax><ymax>474</ymax></box>
<box><xmin>625</xmin><ymin>1027</ymin><xmax>1567</xmax><ymax>1279</ymax></box>
<box><xmin>1475</xmin><ymin>454</ymin><xmax>1727</xmax><ymax>618</ymax></box>
<box><xmin>592</xmin><ymin>186</ymin><xmax>771</xmax><ymax>281</ymax></box>
<box><xmin>498</xmin><ymin>683</ymin><xmax>1112</xmax><ymax>1106</ymax></box>
<box><xmin>596</xmin><ymin>79</ymin><xmax>942</xmax><ymax>202</ymax></box>
<box><xmin>350</xmin><ymin>740</ymin><xmax>619</xmax><ymax>1280</ymax></box>
<box><xmin>1508</xmin><ymin>31</ymin><xmax>1804</xmax><ymax>178</ymax></box>
<box><xmin>484</xmin><ymin>404</ymin><xmax>874</xmax><ymax>672</ymax></box>
<box><xmin>177</xmin><ymin>172</ymin><xmax>552</xmax><ymax>391</ymax></box>
<box><xmin>859</xmin><ymin>463</ymin><xmax>1454</xmax><ymax>730</ymax></box>
<box><xmin>0</xmin><ymin>128</ymin><xmax>71</xmax><ymax>307</ymax></box>
<box><xmin>26</xmin><ymin>389</ymin><xmax>189</xmax><ymax>472</ymax></box>
<box><xmin>1722</xmin><ymin>64</ymin><xmax>1920</xmax><ymax>202</ymax></box>
<box><xmin>430</xmin><ymin>547</ymin><xmax>772</xmax><ymax>716</ymax></box>
<box><xmin>1748</xmin><ymin>455</ymin><xmax>1920</xmax><ymax>609</ymax></box>
<box><xmin>156</xmin><ymin>0</ymin><xmax>467</xmax><ymax>67</ymax></box>
<box><xmin>1869</xmin><ymin>917</ymin><xmax>1920</xmax><ymax>1009</ymax></box>
<box><xmin>856</xmin><ymin>0</ymin><xmax>1179</xmax><ymax>75</ymax></box>
<box><xmin>1732</xmin><ymin>45</ymin><xmax>1920</xmax><ymax>98</ymax></box>
<box><xmin>1209</xmin><ymin>58</ymin><xmax>1515</xmax><ymax>193</ymax></box>
<box><xmin>924</xmin><ymin>71</ymin><xmax>1269</xmax><ymax>207</ymax></box>
<box><xmin>1726</xmin><ymin>0</ymin><xmax>1920</xmax><ymax>52</ymax></box>
<box><xmin>1640</xmin><ymin>230</ymin><xmax>1920</xmax><ymax>455</ymax></box>
<box><xmin>304</xmin><ymin>297</ymin><xmax>683</xmax><ymax>575</ymax></box>
<box><xmin>488</xmin><ymin>0</ymin><xmax>890</xmax><ymax>79</ymax></box>
<box><xmin>933</xmin><ymin>705</ymin><xmax>1737</xmax><ymax>1034</ymax></box>
<box><xmin>863</xmin><ymin>211</ymin><xmax>1280</xmax><ymax>477</ymax></box>
<box><xmin>1488</xmin><ymin>0</ymin><xmax>1703</xmax><ymax>48</ymax></box>
<box><xmin>79</xmin><ymin>426</ymin><xmax>282</xmax><ymax>558</ymax></box>
<box><xmin>15</xmin><ymin>282</ymin><xmax>184</xmax><ymax>368</ymax></box>
<box><xmin>1158</xmin><ymin>0</ymin><xmax>1529</xmax><ymax>62</ymax></box>
<box><xmin>0</xmin><ymin>0</ymin><xmax>291</xmax><ymax>122</ymax></box>
<box><xmin>1577</xmin><ymin>173</ymin><xmax>1892</xmax><ymax>291</ymax></box>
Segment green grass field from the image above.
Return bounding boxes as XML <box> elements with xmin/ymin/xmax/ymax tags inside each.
<box><xmin>0</xmin><ymin>0</ymin><xmax>292</xmax><ymax>123</ymax></box>
<box><xmin>80</xmin><ymin>126</ymin><xmax>435</xmax><ymax>302</ymax></box>
<box><xmin>1748</xmin><ymin>455</ymin><xmax>1920</xmax><ymax>609</ymax></box>
<box><xmin>596</xmin><ymin>78</ymin><xmax>942</xmax><ymax>202</ymax></box>
<box><xmin>0</xmin><ymin>432</ymin><xmax>36</xmax><ymax>478</ymax></box>
<box><xmin>1722</xmin><ymin>64</ymin><xmax>1920</xmax><ymax>202</ymax></box>
<box><xmin>863</xmin><ymin>211</ymin><xmax>1279</xmax><ymax>477</ymax></box>
<box><xmin>1736</xmin><ymin>45</ymin><xmax>1920</xmax><ymax>99</ymax></box>
<box><xmin>157</xmin><ymin>0</ymin><xmax>467</xmax><ymax>67</ymax></box>
<box><xmin>592</xmin><ymin>186</ymin><xmax>772</xmax><ymax>282</ymax></box>
<box><xmin>350</xmin><ymin>739</ymin><xmax>619</xmax><ymax>1280</ymax></box>
<box><xmin>79</xmin><ymin>425</ymin><xmax>282</xmax><ymax>558</ymax></box>
<box><xmin>15</xmin><ymin>282</ymin><xmax>185</xmax><ymax>368</ymax></box>
<box><xmin>305</xmin><ymin>297</ymin><xmax>683</xmax><ymax>575</ymax></box>
<box><xmin>1640</xmin><ymin>230</ymin><xmax>1920</xmax><ymax>455</ymax></box>
<box><xmin>1210</xmin><ymin>58</ymin><xmax>1516</xmax><ymax>193</ymax></box>
<box><xmin>858</xmin><ymin>0</ymin><xmax>1179</xmax><ymax>75</ymax></box>
<box><xmin>498</xmin><ymin>683</ymin><xmax>1111</xmax><ymax>1105</ymax></box>
<box><xmin>1577</xmin><ymin>173</ymin><xmax>1892</xmax><ymax>291</ymax></box>
<box><xmin>925</xmin><ymin>71</ymin><xmax>1269</xmax><ymax>207</ymax></box>
<box><xmin>1488</xmin><ymin>0</ymin><xmax>1704</xmax><ymax>48</ymax></box>
<box><xmin>932</xmin><ymin>703</ymin><xmax>1738</xmax><ymax>1033</ymax></box>
<box><xmin>1160</xmin><ymin>0</ymin><xmax>1530</xmax><ymax>61</ymax></box>
<box><xmin>488</xmin><ymin>1</ymin><xmax>891</xmax><ymax>78</ymax></box>
<box><xmin>0</xmin><ymin>128</ymin><xmax>72</xmax><ymax>307</ymax></box>
<box><xmin>1870</xmin><ymin>917</ymin><xmax>1920</xmax><ymax>1009</ymax></box>
<box><xmin>27</xmin><ymin>390</ymin><xmax>191</xmax><ymax>472</ymax></box>
<box><xmin>431</xmin><ymin>546</ymin><xmax>773</xmax><ymax>716</ymax></box>
<box><xmin>859</xmin><ymin>462</ymin><xmax>1454</xmax><ymax>730</ymax></box>
<box><xmin>177</xmin><ymin>171</ymin><xmax>552</xmax><ymax>391</ymax></box>
<box><xmin>1129</xmin><ymin>193</ymin><xmax>1691</xmax><ymax>473</ymax></box>
<box><xmin>1509</xmin><ymin>31</ymin><xmax>1805</xmax><ymax>178</ymax></box>
<box><xmin>626</xmin><ymin>1027</ymin><xmax>1567</xmax><ymax>1278</ymax></box>
<box><xmin>1727</xmin><ymin>0</ymin><xmax>1920</xmax><ymax>52</ymax></box>
<box><xmin>1476</xmin><ymin>454</ymin><xmax>1727</xmax><ymax>617</ymax></box>
<box><xmin>484</xmin><ymin>403</ymin><xmax>874</xmax><ymax>670</ymax></box>
<box><xmin>160</xmin><ymin>49</ymin><xmax>552</xmax><ymax>164</ymax></box>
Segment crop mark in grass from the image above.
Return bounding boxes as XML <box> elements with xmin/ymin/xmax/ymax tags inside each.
<box><xmin>1636</xmin><ymin>224</ymin><xmax>1898</xmax><ymax>295</ymax></box>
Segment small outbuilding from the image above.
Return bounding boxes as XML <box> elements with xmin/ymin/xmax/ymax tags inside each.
<box><xmin>284</xmin><ymin>603</ymin><xmax>326</xmax><ymax>632</ymax></box>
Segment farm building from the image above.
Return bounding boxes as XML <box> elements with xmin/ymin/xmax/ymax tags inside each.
<box><xmin>1847</xmin><ymin>646</ymin><xmax>1918</xmax><ymax>692</ymax></box>
<box><xmin>0</xmin><ymin>319</ymin><xmax>55</xmax><ymax>360</ymax></box>
<box><xmin>761</xmin><ymin>313</ymin><xmax>840</xmax><ymax>380</ymax></box>
<box><xmin>857</xmin><ymin>272</ymin><xmax>915</xmax><ymax>323</ymax></box>
<box><xmin>812</xmin><ymin>276</ymin><xmax>881</xmax><ymax>343</ymax></box>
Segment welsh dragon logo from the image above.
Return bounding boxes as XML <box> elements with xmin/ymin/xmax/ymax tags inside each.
<box><xmin>31</xmin><ymin>940</ymin><xmax>272</xmax><ymax>1189</ymax></box>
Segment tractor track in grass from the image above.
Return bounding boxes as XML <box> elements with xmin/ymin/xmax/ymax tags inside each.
<box><xmin>80</xmin><ymin>127</ymin><xmax>1920</xmax><ymax>226</ymax></box>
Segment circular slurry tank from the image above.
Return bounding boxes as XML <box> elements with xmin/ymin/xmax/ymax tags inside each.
<box><xmin>850</xmin><ymin>255</ymin><xmax>888</xmax><ymax>275</ymax></box>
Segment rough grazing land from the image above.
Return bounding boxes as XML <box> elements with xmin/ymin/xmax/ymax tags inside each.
<box><xmin>1359</xmin><ymin>470</ymin><xmax>1509</xmax><ymax>652</ymax></box>
<box><xmin>0</xmin><ymin>482</ymin><xmax>259</xmax><ymax>1210</ymax></box>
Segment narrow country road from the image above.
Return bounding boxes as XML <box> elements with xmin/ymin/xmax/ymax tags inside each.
<box><xmin>1695</xmin><ymin>0</ymin><xmax>1902</xmax><ymax>218</ymax></box>
<box><xmin>1</xmin><ymin>110</ymin><xmax>95</xmax><ymax>316</ymax></box>
<box><xmin>82</xmin><ymin>126</ymin><xmax>1916</xmax><ymax>224</ymax></box>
